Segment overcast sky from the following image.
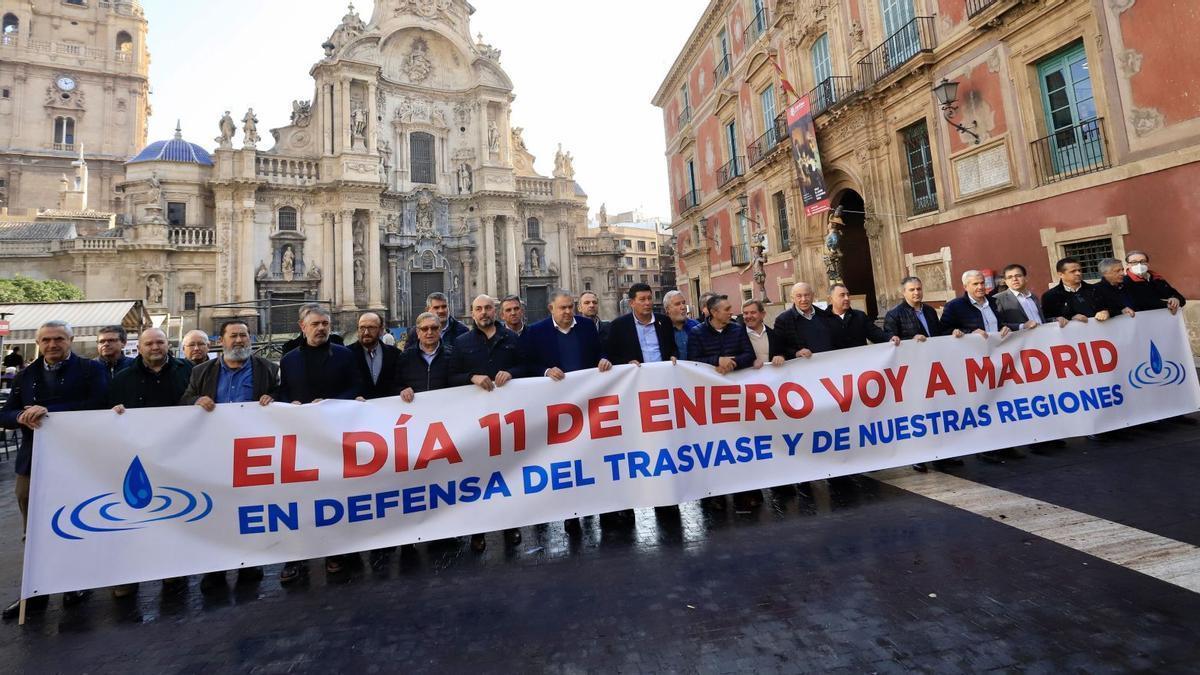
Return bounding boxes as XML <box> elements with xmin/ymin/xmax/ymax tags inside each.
<box><xmin>143</xmin><ymin>0</ymin><xmax>709</xmax><ymax>220</ymax></box>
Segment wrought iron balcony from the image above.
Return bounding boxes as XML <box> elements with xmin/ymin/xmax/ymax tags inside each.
<box><xmin>858</xmin><ymin>17</ymin><xmax>936</xmax><ymax>86</ymax></box>
<box><xmin>714</xmin><ymin>53</ymin><xmax>731</xmax><ymax>83</ymax></box>
<box><xmin>807</xmin><ymin>76</ymin><xmax>856</xmax><ymax>117</ymax></box>
<box><xmin>744</xmin><ymin>8</ymin><xmax>769</xmax><ymax>46</ymax></box>
<box><xmin>1030</xmin><ymin>118</ymin><xmax>1110</xmax><ymax>186</ymax></box>
<box><xmin>716</xmin><ymin>156</ymin><xmax>745</xmax><ymax>188</ymax></box>
<box><xmin>676</xmin><ymin>190</ymin><xmax>701</xmax><ymax>215</ymax></box>
<box><xmin>730</xmin><ymin>242</ymin><xmax>752</xmax><ymax>266</ymax></box>
<box><xmin>677</xmin><ymin>106</ymin><xmax>692</xmax><ymax>128</ymax></box>
<box><xmin>967</xmin><ymin>0</ymin><xmax>1001</xmax><ymax>18</ymax></box>
<box><xmin>747</xmin><ymin>113</ymin><xmax>788</xmax><ymax>168</ymax></box>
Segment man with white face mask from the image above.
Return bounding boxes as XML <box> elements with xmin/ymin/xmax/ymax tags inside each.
<box><xmin>1123</xmin><ymin>250</ymin><xmax>1185</xmax><ymax>315</ymax></box>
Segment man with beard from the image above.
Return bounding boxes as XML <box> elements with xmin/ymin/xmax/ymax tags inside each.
<box><xmin>109</xmin><ymin>327</ymin><xmax>194</xmax><ymax>599</ymax></box>
<box><xmin>277</xmin><ymin>305</ymin><xmax>364</xmax><ymax>583</ymax></box>
<box><xmin>1</xmin><ymin>320</ymin><xmax>108</xmax><ymax>620</ymax></box>
<box><xmin>348</xmin><ymin>312</ymin><xmax>402</xmax><ymax>400</ymax></box>
<box><xmin>181</xmin><ymin>329</ymin><xmax>212</xmax><ymax>366</ymax></box>
<box><xmin>182</xmin><ymin>319</ymin><xmax>278</xmax><ymax>591</ymax></box>
<box><xmin>450</xmin><ymin>295</ymin><xmax>527</xmax><ymax>550</ymax></box>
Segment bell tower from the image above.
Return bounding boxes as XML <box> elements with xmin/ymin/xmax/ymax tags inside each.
<box><xmin>0</xmin><ymin>0</ymin><xmax>150</xmax><ymax>213</ymax></box>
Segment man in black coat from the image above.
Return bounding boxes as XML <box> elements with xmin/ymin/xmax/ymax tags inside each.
<box><xmin>1041</xmin><ymin>257</ymin><xmax>1125</xmax><ymax>326</ymax></box>
<box><xmin>397</xmin><ymin>311</ymin><xmax>455</xmax><ymax>399</ymax></box>
<box><xmin>403</xmin><ymin>292</ymin><xmax>469</xmax><ymax>350</ymax></box>
<box><xmin>1123</xmin><ymin>250</ymin><xmax>1186</xmax><ymax>314</ymax></box>
<box><xmin>883</xmin><ymin>276</ymin><xmax>947</xmax><ymax>342</ymax></box>
<box><xmin>449</xmin><ymin>294</ymin><xmax>526</xmax><ymax>550</ymax></box>
<box><xmin>605</xmin><ymin>283</ymin><xmax>678</xmax><ymax>365</ymax></box>
<box><xmin>347</xmin><ymin>312</ymin><xmax>402</xmax><ymax>400</ymax></box>
<box><xmin>740</xmin><ymin>299</ymin><xmax>788</xmax><ymax>367</ymax></box>
<box><xmin>0</xmin><ymin>320</ymin><xmax>107</xmax><ymax>619</ymax></box>
<box><xmin>828</xmin><ymin>283</ymin><xmax>899</xmax><ymax>348</ymax></box>
<box><xmin>773</xmin><ymin>282</ymin><xmax>842</xmax><ymax>358</ymax></box>
<box><xmin>94</xmin><ymin>324</ymin><xmax>135</xmax><ymax>381</ymax></box>
<box><xmin>109</xmin><ymin>327</ymin><xmax>194</xmax><ymax>599</ymax></box>
<box><xmin>578</xmin><ymin>290</ymin><xmax>611</xmax><ymax>344</ymax></box>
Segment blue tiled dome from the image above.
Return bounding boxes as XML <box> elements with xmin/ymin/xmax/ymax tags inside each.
<box><xmin>128</xmin><ymin>123</ymin><xmax>213</xmax><ymax>166</ymax></box>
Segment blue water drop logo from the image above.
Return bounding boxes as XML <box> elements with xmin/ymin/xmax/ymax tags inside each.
<box><xmin>122</xmin><ymin>456</ymin><xmax>153</xmax><ymax>509</ymax></box>
<box><xmin>1149</xmin><ymin>341</ymin><xmax>1163</xmax><ymax>375</ymax></box>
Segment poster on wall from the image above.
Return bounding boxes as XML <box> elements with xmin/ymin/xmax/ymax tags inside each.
<box><xmin>787</xmin><ymin>96</ymin><xmax>831</xmax><ymax>216</ymax></box>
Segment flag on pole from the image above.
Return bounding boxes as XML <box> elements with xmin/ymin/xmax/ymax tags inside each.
<box><xmin>768</xmin><ymin>53</ymin><xmax>800</xmax><ymax>101</ymax></box>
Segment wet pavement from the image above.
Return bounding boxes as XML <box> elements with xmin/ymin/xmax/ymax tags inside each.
<box><xmin>2</xmin><ymin>416</ymin><xmax>1200</xmax><ymax>673</ymax></box>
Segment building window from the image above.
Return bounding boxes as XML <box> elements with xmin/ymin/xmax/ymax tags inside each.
<box><xmin>639</xmin><ymin>258</ymin><xmax>649</xmax><ymax>269</ymax></box>
<box><xmin>901</xmin><ymin>120</ymin><xmax>937</xmax><ymax>215</ymax></box>
<box><xmin>811</xmin><ymin>33</ymin><xmax>832</xmax><ymax>85</ymax></box>
<box><xmin>1</xmin><ymin>88</ymin><xmax>9</xmax><ymax>99</ymax></box>
<box><xmin>743</xmin><ymin>288</ymin><xmax>753</xmax><ymax>301</ymax></box>
<box><xmin>3</xmin><ymin>13</ymin><xmax>18</xmax><ymax>38</ymax></box>
<box><xmin>584</xmin><ymin>281</ymin><xmax>592</xmax><ymax>291</ymax></box>
<box><xmin>53</xmin><ymin>116</ymin><xmax>75</xmax><ymax>146</ymax></box>
<box><xmin>166</xmin><ymin>201</ymin><xmax>186</xmax><ymax>226</ymax></box>
<box><xmin>278</xmin><ymin>206</ymin><xmax>297</xmax><ymax>231</ymax></box>
<box><xmin>624</xmin><ymin>274</ymin><xmax>634</xmax><ymax>283</ymax></box>
<box><xmin>653</xmin><ymin>274</ymin><xmax>660</xmax><ymax>284</ymax></box>
<box><xmin>636</xmin><ymin>240</ymin><xmax>646</xmax><ymax>252</ymax></box>
<box><xmin>65</xmin><ymin>0</ymin><xmax>86</xmax><ymax>5</ymax></box>
<box><xmin>640</xmin><ymin>274</ymin><xmax>649</xmax><ymax>283</ymax></box>
<box><xmin>773</xmin><ymin>191</ymin><xmax>790</xmax><ymax>250</ymax></box>
<box><xmin>116</xmin><ymin>30</ymin><xmax>132</xmax><ymax>54</ymax></box>
<box><xmin>183</xmin><ymin>291</ymin><xmax>196</xmax><ymax>311</ymax></box>
<box><xmin>759</xmin><ymin>85</ymin><xmax>777</xmax><ymax>139</ymax></box>
<box><xmin>622</xmin><ymin>239</ymin><xmax>632</xmax><ymax>248</ymax></box>
<box><xmin>650</xmin><ymin>241</ymin><xmax>656</xmax><ymax>251</ymax></box>
<box><xmin>1062</xmin><ymin>238</ymin><xmax>1115</xmax><ymax>281</ymax></box>
<box><xmin>624</xmin><ymin>256</ymin><xmax>633</xmax><ymax>266</ymax></box>
<box><xmin>526</xmin><ymin>217</ymin><xmax>540</xmax><ymax>239</ymax></box>
<box><xmin>410</xmin><ymin>131</ymin><xmax>435</xmax><ymax>184</ymax></box>
<box><xmin>1035</xmin><ymin>41</ymin><xmax>1105</xmax><ymax>179</ymax></box>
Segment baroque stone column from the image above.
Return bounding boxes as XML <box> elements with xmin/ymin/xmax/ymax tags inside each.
<box><xmin>322</xmin><ymin>211</ymin><xmax>337</xmax><ymax>303</ymax></box>
<box><xmin>387</xmin><ymin>255</ymin><xmax>400</xmax><ymax>321</ymax></box>
<box><xmin>505</xmin><ymin>216</ymin><xmax>519</xmax><ymax>294</ymax></box>
<box><xmin>482</xmin><ymin>215</ymin><xmax>496</xmax><ymax>296</ymax></box>
<box><xmin>367</xmin><ymin>210</ymin><xmax>384</xmax><ymax>311</ymax></box>
<box><xmin>339</xmin><ymin>209</ymin><xmax>356</xmax><ymax>310</ymax></box>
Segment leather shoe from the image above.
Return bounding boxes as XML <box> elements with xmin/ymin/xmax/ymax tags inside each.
<box><xmin>236</xmin><ymin>566</ymin><xmax>264</xmax><ymax>585</ymax></box>
<box><xmin>912</xmin><ymin>463</ymin><xmax>928</xmax><ymax>473</ymax></box>
<box><xmin>563</xmin><ymin>518</ymin><xmax>582</xmax><ymax>534</ymax></box>
<box><xmin>469</xmin><ymin>533</ymin><xmax>487</xmax><ymax>552</ymax></box>
<box><xmin>279</xmin><ymin>561</ymin><xmax>308</xmax><ymax>585</ymax></box>
<box><xmin>504</xmin><ymin>528</ymin><xmax>522</xmax><ymax>545</ymax></box>
<box><xmin>368</xmin><ymin>548</ymin><xmax>392</xmax><ymax>570</ymax></box>
<box><xmin>61</xmin><ymin>590</ymin><xmax>90</xmax><ymax>608</ymax></box>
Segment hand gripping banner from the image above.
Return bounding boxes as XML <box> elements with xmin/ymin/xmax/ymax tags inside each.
<box><xmin>22</xmin><ymin>310</ymin><xmax>1200</xmax><ymax>597</ymax></box>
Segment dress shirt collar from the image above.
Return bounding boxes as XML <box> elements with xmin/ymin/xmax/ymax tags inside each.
<box><xmin>554</xmin><ymin>318</ymin><xmax>577</xmax><ymax>335</ymax></box>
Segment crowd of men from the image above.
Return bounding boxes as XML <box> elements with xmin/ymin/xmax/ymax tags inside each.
<box><xmin>0</xmin><ymin>250</ymin><xmax>1188</xmax><ymax>619</ymax></box>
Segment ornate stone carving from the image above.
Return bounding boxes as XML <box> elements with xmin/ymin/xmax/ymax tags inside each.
<box><xmin>256</xmin><ymin>260</ymin><xmax>269</xmax><ymax>280</ymax></box>
<box><xmin>553</xmin><ymin>144</ymin><xmax>575</xmax><ymax>179</ymax></box>
<box><xmin>402</xmin><ymin>38</ymin><xmax>434</xmax><ymax>84</ymax></box>
<box><xmin>475</xmin><ymin>33</ymin><xmax>501</xmax><ymax>61</ymax></box>
<box><xmin>415</xmin><ymin>189</ymin><xmax>435</xmax><ymax>234</ymax></box>
<box><xmin>1116</xmin><ymin>49</ymin><xmax>1143</xmax><ymax>78</ymax></box>
<box><xmin>395</xmin><ymin>0</ymin><xmax>453</xmax><ymax>20</ymax></box>
<box><xmin>45</xmin><ymin>82</ymin><xmax>86</xmax><ymax>110</ymax></box>
<box><xmin>431</xmin><ymin>107</ymin><xmax>448</xmax><ymax>128</ymax></box>
<box><xmin>242</xmin><ymin>108</ymin><xmax>260</xmax><ymax>147</ymax></box>
<box><xmin>453</xmin><ymin>101</ymin><xmax>475</xmax><ymax>127</ymax></box>
<box><xmin>291</xmin><ymin>100</ymin><xmax>312</xmax><ymax>127</ymax></box>
<box><xmin>395</xmin><ymin>97</ymin><xmax>415</xmax><ymax>124</ymax></box>
<box><xmin>281</xmin><ymin>245</ymin><xmax>296</xmax><ymax>281</ymax></box>
<box><xmin>351</xmin><ymin>107</ymin><xmax>368</xmax><ymax>146</ymax></box>
<box><xmin>1129</xmin><ymin>107</ymin><xmax>1165</xmax><ymax>137</ymax></box>
<box><xmin>511</xmin><ymin>127</ymin><xmax>527</xmax><ymax>152</ymax></box>
<box><xmin>488</xmin><ymin>120</ymin><xmax>500</xmax><ymax>154</ymax></box>
<box><xmin>216</xmin><ymin>110</ymin><xmax>235</xmax><ymax>146</ymax></box>
<box><xmin>146</xmin><ymin>274</ymin><xmax>163</xmax><ymax>304</ymax></box>
<box><xmin>457</xmin><ymin>163</ymin><xmax>473</xmax><ymax>194</ymax></box>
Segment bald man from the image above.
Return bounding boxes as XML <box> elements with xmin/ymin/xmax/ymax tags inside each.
<box><xmin>181</xmin><ymin>329</ymin><xmax>211</xmax><ymax>366</ymax></box>
<box><xmin>772</xmin><ymin>282</ymin><xmax>842</xmax><ymax>358</ymax></box>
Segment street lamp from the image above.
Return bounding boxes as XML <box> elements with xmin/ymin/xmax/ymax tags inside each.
<box><xmin>933</xmin><ymin>78</ymin><xmax>981</xmax><ymax>144</ymax></box>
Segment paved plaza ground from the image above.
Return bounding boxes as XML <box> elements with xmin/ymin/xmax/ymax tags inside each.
<box><xmin>1</xmin><ymin>415</ymin><xmax>1199</xmax><ymax>673</ymax></box>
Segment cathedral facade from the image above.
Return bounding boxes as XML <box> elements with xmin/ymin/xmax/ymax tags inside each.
<box><xmin>0</xmin><ymin>0</ymin><xmax>622</xmax><ymax>335</ymax></box>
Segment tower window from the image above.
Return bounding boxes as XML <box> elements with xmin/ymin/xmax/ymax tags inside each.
<box><xmin>116</xmin><ymin>31</ymin><xmax>132</xmax><ymax>54</ymax></box>
<box><xmin>53</xmin><ymin>116</ymin><xmax>75</xmax><ymax>146</ymax></box>
<box><xmin>526</xmin><ymin>217</ymin><xmax>540</xmax><ymax>239</ymax></box>
<box><xmin>278</xmin><ymin>206</ymin><xmax>297</xmax><ymax>231</ymax></box>
<box><xmin>2</xmin><ymin>13</ymin><xmax>18</xmax><ymax>37</ymax></box>
<box><xmin>183</xmin><ymin>292</ymin><xmax>196</xmax><ymax>311</ymax></box>
<box><xmin>167</xmin><ymin>201</ymin><xmax>186</xmax><ymax>226</ymax></box>
<box><xmin>410</xmin><ymin>132</ymin><xmax>435</xmax><ymax>184</ymax></box>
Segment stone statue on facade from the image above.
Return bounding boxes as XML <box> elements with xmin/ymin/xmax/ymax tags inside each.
<box><xmin>146</xmin><ymin>170</ymin><xmax>162</xmax><ymax>210</ymax></box>
<box><xmin>402</xmin><ymin>38</ymin><xmax>434</xmax><ymax>83</ymax></box>
<box><xmin>281</xmin><ymin>245</ymin><xmax>296</xmax><ymax>281</ymax></box>
<box><xmin>291</xmin><ymin>100</ymin><xmax>312</xmax><ymax>128</ymax></box>
<box><xmin>256</xmin><ymin>261</ymin><xmax>269</xmax><ymax>280</ymax></box>
<box><xmin>457</xmin><ymin>163</ymin><xmax>473</xmax><ymax>194</ymax></box>
<box><xmin>216</xmin><ymin>111</ymin><xmax>236</xmax><ymax>147</ymax></box>
<box><xmin>415</xmin><ymin>190</ymin><xmax>435</xmax><ymax>235</ymax></box>
<box><xmin>751</xmin><ymin>231</ymin><xmax>769</xmax><ymax>302</ymax></box>
<box><xmin>487</xmin><ymin>120</ymin><xmax>500</xmax><ymax>154</ymax></box>
<box><xmin>553</xmin><ymin>144</ymin><xmax>576</xmax><ymax>179</ymax></box>
<box><xmin>307</xmin><ymin>263</ymin><xmax>322</xmax><ymax>280</ymax></box>
<box><xmin>529</xmin><ymin>248</ymin><xmax>541</xmax><ymax>272</ymax></box>
<box><xmin>511</xmin><ymin>127</ymin><xmax>528</xmax><ymax>152</ymax></box>
<box><xmin>431</xmin><ymin>108</ymin><xmax>448</xmax><ymax>128</ymax></box>
<box><xmin>395</xmin><ymin>97</ymin><xmax>415</xmax><ymax>124</ymax></box>
<box><xmin>353</xmin><ymin>258</ymin><xmax>365</xmax><ymax>284</ymax></box>
<box><xmin>475</xmin><ymin>33</ymin><xmax>501</xmax><ymax>61</ymax></box>
<box><xmin>146</xmin><ymin>275</ymin><xmax>163</xmax><ymax>304</ymax></box>
<box><xmin>242</xmin><ymin>108</ymin><xmax>260</xmax><ymax>147</ymax></box>
<box><xmin>598</xmin><ymin>203</ymin><xmax>608</xmax><ymax>228</ymax></box>
<box><xmin>351</xmin><ymin>107</ymin><xmax>368</xmax><ymax>146</ymax></box>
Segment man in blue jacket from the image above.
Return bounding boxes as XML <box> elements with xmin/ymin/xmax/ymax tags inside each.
<box><xmin>940</xmin><ymin>270</ymin><xmax>1012</xmax><ymax>340</ymax></box>
<box><xmin>276</xmin><ymin>305</ymin><xmax>363</xmax><ymax>583</ymax></box>
<box><xmin>688</xmin><ymin>294</ymin><xmax>754</xmax><ymax>373</ymax></box>
<box><xmin>1</xmin><ymin>320</ymin><xmax>108</xmax><ymax>619</ymax></box>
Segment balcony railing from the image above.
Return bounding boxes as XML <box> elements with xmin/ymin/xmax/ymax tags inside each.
<box><xmin>517</xmin><ymin>176</ymin><xmax>554</xmax><ymax>197</ymax></box>
<box><xmin>52</xmin><ymin>143</ymin><xmax>76</xmax><ymax>152</ymax></box>
<box><xmin>859</xmin><ymin>17</ymin><xmax>936</xmax><ymax>86</ymax></box>
<box><xmin>807</xmin><ymin>76</ymin><xmax>856</xmax><ymax>117</ymax></box>
<box><xmin>716</xmin><ymin>156</ymin><xmax>745</xmax><ymax>188</ymax></box>
<box><xmin>744</xmin><ymin>8</ymin><xmax>769</xmax><ymax>45</ymax></box>
<box><xmin>730</xmin><ymin>242</ymin><xmax>752</xmax><ymax>266</ymax></box>
<box><xmin>576</xmin><ymin>237</ymin><xmax>621</xmax><ymax>254</ymax></box>
<box><xmin>747</xmin><ymin>113</ymin><xmax>788</xmax><ymax>167</ymax></box>
<box><xmin>677</xmin><ymin>106</ymin><xmax>692</xmax><ymax>128</ymax></box>
<box><xmin>714</xmin><ymin>53</ymin><xmax>731</xmax><ymax>82</ymax></box>
<box><xmin>677</xmin><ymin>190</ymin><xmax>701</xmax><ymax>215</ymax></box>
<box><xmin>1030</xmin><ymin>118</ymin><xmax>1110</xmax><ymax>186</ymax></box>
<box><xmin>967</xmin><ymin>0</ymin><xmax>1001</xmax><ymax>18</ymax></box>
<box><xmin>169</xmin><ymin>227</ymin><xmax>215</xmax><ymax>247</ymax></box>
<box><xmin>255</xmin><ymin>156</ymin><xmax>321</xmax><ymax>186</ymax></box>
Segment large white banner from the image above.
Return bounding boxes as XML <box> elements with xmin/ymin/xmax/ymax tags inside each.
<box><xmin>23</xmin><ymin>310</ymin><xmax>1200</xmax><ymax>597</ymax></box>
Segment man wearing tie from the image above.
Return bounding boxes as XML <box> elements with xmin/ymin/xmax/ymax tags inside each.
<box><xmin>993</xmin><ymin>264</ymin><xmax>1045</xmax><ymax>331</ymax></box>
